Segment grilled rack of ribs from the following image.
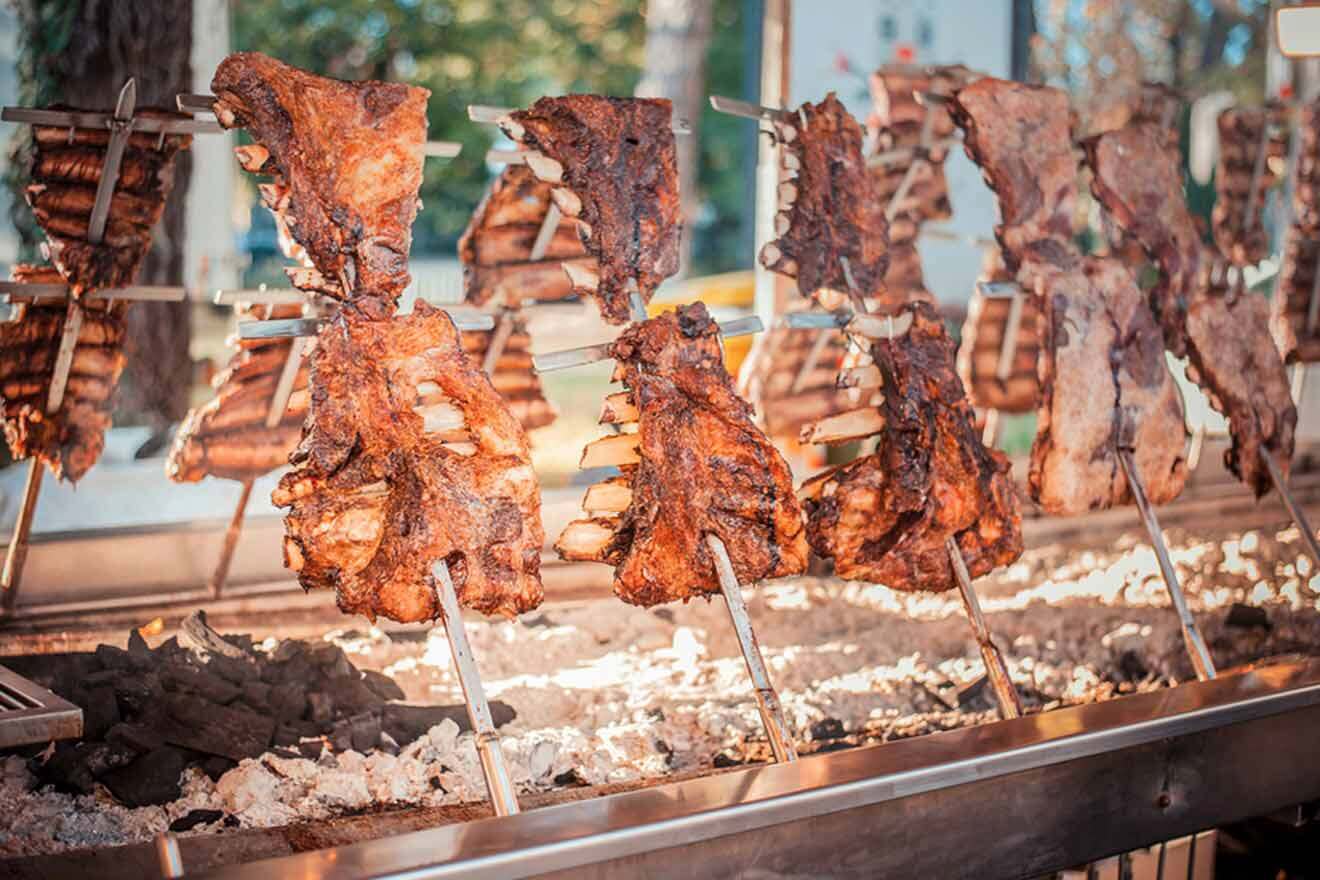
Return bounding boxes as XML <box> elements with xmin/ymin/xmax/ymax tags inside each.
<box><xmin>1024</xmin><ymin>256</ymin><xmax>1188</xmax><ymax>514</ymax></box>
<box><xmin>950</xmin><ymin>78</ymin><xmax>1077</xmax><ymax>271</ymax></box>
<box><xmin>557</xmin><ymin>303</ymin><xmax>808</xmax><ymax>606</ymax></box>
<box><xmin>458</xmin><ymin>164</ymin><xmax>596</xmax><ymax>308</ymax></box>
<box><xmin>272</xmin><ymin>302</ymin><xmax>543</xmax><ymax>622</ymax></box>
<box><xmin>1086</xmin><ymin>123</ymin><xmax>1296</xmax><ymax>496</ymax></box>
<box><xmin>167</xmin><ymin>303</ymin><xmax>311</xmax><ymax>483</ymax></box>
<box><xmin>1084</xmin><ymin>123</ymin><xmax>1203</xmax><ymax>356</ymax></box>
<box><xmin>460</xmin><ymin>311</ymin><xmax>556</xmax><ymax>431</ymax></box>
<box><xmin>26</xmin><ymin>109</ymin><xmax>192</xmax><ymax>293</ymax></box>
<box><xmin>1212</xmin><ymin>104</ymin><xmax>1288</xmax><ymax>267</ymax></box>
<box><xmin>211</xmin><ymin>52</ymin><xmax>429</xmax><ymax>319</ymax></box>
<box><xmin>0</xmin><ymin>264</ymin><xmax>129</xmax><ymax>481</ymax></box>
<box><xmin>501</xmin><ymin>95</ymin><xmax>680</xmax><ymax>324</ymax></box>
<box><xmin>1272</xmin><ymin>99</ymin><xmax>1320</xmax><ymax>363</ymax></box>
<box><xmin>955</xmin><ymin>251</ymin><xmax>1040</xmax><ymax>414</ymax></box>
<box><xmin>799</xmin><ymin>301</ymin><xmax>1023</xmax><ymax>591</ymax></box>
<box><xmin>759</xmin><ymin>94</ymin><xmax>889</xmax><ymax>307</ymax></box>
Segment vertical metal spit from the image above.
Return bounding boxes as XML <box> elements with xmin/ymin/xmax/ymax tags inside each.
<box><xmin>1260</xmin><ymin>450</ymin><xmax>1320</xmax><ymax>577</ymax></box>
<box><xmin>432</xmin><ymin>559</ymin><xmax>520</xmax><ymax>816</ymax></box>
<box><xmin>946</xmin><ymin>536</ymin><xmax>1022</xmax><ymax>719</ymax></box>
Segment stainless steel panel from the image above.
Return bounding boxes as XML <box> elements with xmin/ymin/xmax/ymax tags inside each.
<box><xmin>0</xmin><ymin>664</ymin><xmax>81</xmax><ymax>748</ymax></box>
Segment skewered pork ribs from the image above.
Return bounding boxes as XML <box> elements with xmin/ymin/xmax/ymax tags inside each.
<box><xmin>798</xmin><ymin>301</ymin><xmax>1022</xmax><ymax>591</ymax></box>
<box><xmin>500</xmin><ymin>96</ymin><xmax>681</xmax><ymax>324</ymax></box>
<box><xmin>1212</xmin><ymin>104</ymin><xmax>1288</xmax><ymax>267</ymax></box>
<box><xmin>1024</xmin><ymin>256</ymin><xmax>1188</xmax><ymax>513</ymax></box>
<box><xmin>1272</xmin><ymin>98</ymin><xmax>1320</xmax><ymax>363</ymax></box>
<box><xmin>557</xmin><ymin>303</ymin><xmax>808</xmax><ymax>606</ymax></box>
<box><xmin>956</xmin><ymin>250</ymin><xmax>1040</xmax><ymax>414</ymax></box>
<box><xmin>0</xmin><ymin>264</ymin><xmax>128</xmax><ymax>481</ymax></box>
<box><xmin>459</xmin><ymin>311</ymin><xmax>556</xmax><ymax>431</ymax></box>
<box><xmin>167</xmin><ymin>303</ymin><xmax>311</xmax><ymax>483</ymax></box>
<box><xmin>1086</xmin><ymin>123</ymin><xmax>1296</xmax><ymax>497</ymax></box>
<box><xmin>273</xmin><ymin>303</ymin><xmax>543</xmax><ymax>622</ymax></box>
<box><xmin>759</xmin><ymin>94</ymin><xmax>889</xmax><ymax>308</ymax></box>
<box><xmin>211</xmin><ymin>52</ymin><xmax>429</xmax><ymax>319</ymax></box>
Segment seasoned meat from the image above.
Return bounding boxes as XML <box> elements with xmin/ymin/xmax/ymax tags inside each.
<box><xmin>956</xmin><ymin>250</ymin><xmax>1040</xmax><ymax>414</ymax></box>
<box><xmin>760</xmin><ymin>94</ymin><xmax>889</xmax><ymax>307</ymax></box>
<box><xmin>211</xmin><ymin>52</ymin><xmax>428</xmax><ymax>319</ymax></box>
<box><xmin>272</xmin><ymin>302</ymin><xmax>543</xmax><ymax>622</ymax></box>
<box><xmin>1129</xmin><ymin>81</ymin><xmax>1183</xmax><ymax>140</ymax></box>
<box><xmin>167</xmin><ymin>303</ymin><xmax>310</xmax><ymax>483</ymax></box>
<box><xmin>502</xmin><ymin>96</ymin><xmax>680</xmax><ymax>324</ymax></box>
<box><xmin>557</xmin><ymin>303</ymin><xmax>808</xmax><ymax>606</ymax></box>
<box><xmin>949</xmin><ymin>78</ymin><xmax>1077</xmax><ymax>271</ymax></box>
<box><xmin>800</xmin><ymin>301</ymin><xmax>1023</xmax><ymax>591</ymax></box>
<box><xmin>0</xmin><ymin>264</ymin><xmax>128</xmax><ymax>481</ymax></box>
<box><xmin>1272</xmin><ymin>99</ymin><xmax>1320</xmax><ymax>363</ymax></box>
<box><xmin>1083</xmin><ymin>123</ymin><xmax>1203</xmax><ymax>356</ymax></box>
<box><xmin>1024</xmin><ymin>256</ymin><xmax>1188</xmax><ymax>513</ymax></box>
<box><xmin>27</xmin><ymin>108</ymin><xmax>190</xmax><ymax>294</ymax></box>
<box><xmin>458</xmin><ymin>164</ymin><xmax>595</xmax><ymax>308</ymax></box>
<box><xmin>459</xmin><ymin>310</ymin><xmax>557</xmax><ymax>431</ymax></box>
<box><xmin>1212</xmin><ymin>104</ymin><xmax>1288</xmax><ymax>266</ymax></box>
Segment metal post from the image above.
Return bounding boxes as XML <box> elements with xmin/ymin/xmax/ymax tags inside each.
<box><xmin>1260</xmin><ymin>449</ymin><xmax>1320</xmax><ymax>573</ymax></box>
<box><xmin>706</xmin><ymin>533</ymin><xmax>798</xmax><ymax>762</ymax></box>
<box><xmin>946</xmin><ymin>536</ymin><xmax>1023</xmax><ymax>720</ymax></box>
<box><xmin>1117</xmin><ymin>449</ymin><xmax>1217</xmax><ymax>681</ymax></box>
<box><xmin>432</xmin><ymin>560</ymin><xmax>520</xmax><ymax>816</ymax></box>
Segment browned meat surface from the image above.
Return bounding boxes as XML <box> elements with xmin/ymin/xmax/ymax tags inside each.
<box><xmin>272</xmin><ymin>302</ymin><xmax>543</xmax><ymax>622</ymax></box>
<box><xmin>557</xmin><ymin>303</ymin><xmax>808</xmax><ymax>606</ymax></box>
<box><xmin>800</xmin><ymin>302</ymin><xmax>1022</xmax><ymax>591</ymax></box>
<box><xmin>1130</xmin><ymin>82</ymin><xmax>1182</xmax><ymax>139</ymax></box>
<box><xmin>760</xmin><ymin>94</ymin><xmax>889</xmax><ymax>307</ymax></box>
<box><xmin>167</xmin><ymin>303</ymin><xmax>310</xmax><ymax>483</ymax></box>
<box><xmin>1084</xmin><ymin>124</ymin><xmax>1203</xmax><ymax>356</ymax></box>
<box><xmin>949</xmin><ymin>78</ymin><xmax>1077</xmax><ymax>270</ymax></box>
<box><xmin>1024</xmin><ymin>256</ymin><xmax>1188</xmax><ymax>514</ymax></box>
<box><xmin>1272</xmin><ymin>99</ymin><xmax>1320</xmax><ymax>363</ymax></box>
<box><xmin>1212</xmin><ymin>104</ymin><xmax>1288</xmax><ymax>267</ymax></box>
<box><xmin>956</xmin><ymin>251</ymin><xmax>1040</xmax><ymax>414</ymax></box>
<box><xmin>458</xmin><ymin>165</ymin><xmax>595</xmax><ymax>308</ymax></box>
<box><xmin>211</xmin><ymin>52</ymin><xmax>428</xmax><ymax>319</ymax></box>
<box><xmin>459</xmin><ymin>310</ymin><xmax>556</xmax><ymax>432</ymax></box>
<box><xmin>0</xmin><ymin>264</ymin><xmax>128</xmax><ymax>481</ymax></box>
<box><xmin>502</xmin><ymin>96</ymin><xmax>680</xmax><ymax>324</ymax></box>
<box><xmin>27</xmin><ymin>109</ymin><xmax>190</xmax><ymax>294</ymax></box>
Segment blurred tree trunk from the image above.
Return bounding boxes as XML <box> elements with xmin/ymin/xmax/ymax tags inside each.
<box><xmin>13</xmin><ymin>0</ymin><xmax>193</xmax><ymax>454</ymax></box>
<box><xmin>637</xmin><ymin>0</ymin><xmax>713</xmax><ymax>279</ymax></box>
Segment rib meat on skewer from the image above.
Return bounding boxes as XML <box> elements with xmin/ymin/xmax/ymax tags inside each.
<box><xmin>167</xmin><ymin>302</ymin><xmax>311</xmax><ymax>483</ymax></box>
<box><xmin>500</xmin><ymin>96</ymin><xmax>680</xmax><ymax>324</ymax></box>
<box><xmin>759</xmin><ymin>93</ymin><xmax>889</xmax><ymax>307</ymax></box>
<box><xmin>800</xmin><ymin>301</ymin><xmax>1023</xmax><ymax>591</ymax></box>
<box><xmin>1212</xmin><ymin>104</ymin><xmax>1288</xmax><ymax>267</ymax></box>
<box><xmin>557</xmin><ymin>303</ymin><xmax>808</xmax><ymax>606</ymax></box>
<box><xmin>0</xmin><ymin>264</ymin><xmax>128</xmax><ymax>481</ymax></box>
<box><xmin>211</xmin><ymin>52</ymin><xmax>428</xmax><ymax>319</ymax></box>
<box><xmin>1022</xmin><ymin>255</ymin><xmax>1188</xmax><ymax>513</ymax></box>
<box><xmin>26</xmin><ymin>109</ymin><xmax>192</xmax><ymax>293</ymax></box>
<box><xmin>955</xmin><ymin>250</ymin><xmax>1040</xmax><ymax>414</ymax></box>
<box><xmin>272</xmin><ymin>302</ymin><xmax>543</xmax><ymax>622</ymax></box>
<box><xmin>459</xmin><ymin>312</ymin><xmax>557</xmax><ymax>431</ymax></box>
<box><xmin>1272</xmin><ymin>98</ymin><xmax>1320</xmax><ymax>364</ymax></box>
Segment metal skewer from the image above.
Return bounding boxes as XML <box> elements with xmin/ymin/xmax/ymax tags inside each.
<box><xmin>1117</xmin><ymin>449</ymin><xmax>1217</xmax><ymax>681</ymax></box>
<box><xmin>1260</xmin><ymin>450</ymin><xmax>1320</xmax><ymax>573</ymax></box>
<box><xmin>534</xmin><ymin>315</ymin><xmax>763</xmax><ymax>372</ymax></box>
<box><xmin>946</xmin><ymin>536</ymin><xmax>1022</xmax><ymax>719</ymax></box>
<box><xmin>431</xmin><ymin>559</ymin><xmax>520</xmax><ymax>816</ymax></box>
<box><xmin>237</xmin><ymin>311</ymin><xmax>495</xmax><ymax>340</ymax></box>
<box><xmin>706</xmin><ymin>534</ymin><xmax>798</xmax><ymax>762</ymax></box>
<box><xmin>481</xmin><ymin>310</ymin><xmax>516</xmax><ymax>376</ymax></box>
<box><xmin>469</xmin><ymin>103</ymin><xmax>692</xmax><ymax>135</ymax></box>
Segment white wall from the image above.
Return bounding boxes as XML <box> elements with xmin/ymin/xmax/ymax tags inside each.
<box><xmin>790</xmin><ymin>0</ymin><xmax>1013</xmax><ymax>304</ymax></box>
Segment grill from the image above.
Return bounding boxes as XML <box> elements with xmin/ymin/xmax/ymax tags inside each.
<box><xmin>0</xmin><ymin>663</ymin><xmax>82</xmax><ymax>749</ymax></box>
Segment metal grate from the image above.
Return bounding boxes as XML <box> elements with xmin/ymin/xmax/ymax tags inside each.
<box><xmin>0</xmin><ymin>664</ymin><xmax>82</xmax><ymax>748</ymax></box>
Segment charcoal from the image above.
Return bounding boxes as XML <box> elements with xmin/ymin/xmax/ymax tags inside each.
<box><xmin>377</xmin><ymin>730</ymin><xmax>400</xmax><ymax>755</ymax></box>
<box><xmin>112</xmin><ymin>669</ymin><xmax>163</xmax><ymax>716</ymax></box>
<box><xmin>39</xmin><ymin>742</ymin><xmax>98</xmax><ymax>794</ymax></box>
<box><xmin>329</xmin><ymin>719</ymin><xmax>354</xmax><ymax>751</ymax></box>
<box><xmin>267</xmin><ymin>654</ymin><xmax>313</xmax><ymax>685</ymax></box>
<box><xmin>198</xmin><ymin>755</ymin><xmax>236</xmax><ymax>781</ymax></box>
<box><xmin>126</xmin><ymin>629</ymin><xmax>153</xmax><ymax>664</ymax></box>
<box><xmin>81</xmin><ymin>668</ymin><xmax>124</xmax><ymax>688</ymax></box>
<box><xmin>270</xmin><ymin>641</ymin><xmax>304</xmax><ymax>663</ymax></box>
<box><xmin>273</xmin><ymin>718</ymin><xmax>321</xmax><ymax>746</ymax></box>
<box><xmin>100</xmin><ymin>746</ymin><xmax>187</xmax><ymax>806</ymax></box>
<box><xmin>77</xmin><ymin>684</ymin><xmax>121</xmax><ymax>739</ymax></box>
<box><xmin>105</xmin><ymin>722</ymin><xmax>163</xmax><ymax>754</ymax></box>
<box><xmin>809</xmin><ymin>718</ymin><xmax>846</xmax><ymax>741</ymax></box>
<box><xmin>241</xmin><ymin>680</ymin><xmax>273</xmax><ymax>712</ymax></box>
<box><xmin>158</xmin><ymin>693</ymin><xmax>274</xmax><ymax>761</ymax></box>
<box><xmin>297</xmin><ymin>737</ymin><xmax>327</xmax><ymax>759</ymax></box>
<box><xmin>324</xmin><ymin>674</ymin><xmax>384</xmax><ymax>717</ymax></box>
<box><xmin>382</xmin><ymin>703</ymin><xmax>477</xmax><ymax>745</ymax></box>
<box><xmin>160</xmin><ymin>661</ymin><xmax>242</xmax><ymax>704</ymax></box>
<box><xmin>94</xmin><ymin>644</ymin><xmax>136</xmax><ymax>671</ymax></box>
<box><xmin>1118</xmin><ymin>649</ymin><xmax>1149</xmax><ymax>682</ymax></box>
<box><xmin>360</xmin><ymin>669</ymin><xmax>406</xmax><ymax>702</ymax></box>
<box><xmin>307</xmin><ymin>691</ymin><xmax>335</xmax><ymax>725</ymax></box>
<box><xmin>170</xmin><ymin>809</ymin><xmax>225</xmax><ymax>832</ymax></box>
<box><xmin>84</xmin><ymin>741</ymin><xmax>139</xmax><ymax>778</ymax></box>
<box><xmin>956</xmin><ymin>675</ymin><xmax>990</xmax><ymax>709</ymax></box>
<box><xmin>179</xmin><ymin>610</ymin><xmax>249</xmax><ymax>661</ymax></box>
<box><xmin>199</xmin><ymin>651</ymin><xmax>259</xmax><ymax>685</ymax></box>
<box><xmin>1226</xmin><ymin>602</ymin><xmax>1271</xmax><ymax>630</ymax></box>
<box><xmin>349</xmin><ymin>711</ymin><xmax>382</xmax><ymax>752</ymax></box>
<box><xmin>271</xmin><ymin>680</ymin><xmax>308</xmax><ymax>722</ymax></box>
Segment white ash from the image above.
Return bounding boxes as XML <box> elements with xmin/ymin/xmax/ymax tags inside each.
<box><xmin>4</xmin><ymin>522</ymin><xmax>1319</xmax><ymax>858</ymax></box>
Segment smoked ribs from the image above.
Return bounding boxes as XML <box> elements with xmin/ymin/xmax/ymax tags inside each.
<box><xmin>556</xmin><ymin>303</ymin><xmax>808</xmax><ymax>606</ymax></box>
<box><xmin>272</xmin><ymin>303</ymin><xmax>544</xmax><ymax>622</ymax></box>
<box><xmin>211</xmin><ymin>52</ymin><xmax>429</xmax><ymax>319</ymax></box>
<box><xmin>459</xmin><ymin>311</ymin><xmax>557</xmax><ymax>432</ymax></box>
<box><xmin>501</xmin><ymin>96</ymin><xmax>681</xmax><ymax>324</ymax></box>
<box><xmin>1272</xmin><ymin>98</ymin><xmax>1320</xmax><ymax>363</ymax></box>
<box><xmin>1212</xmin><ymin>104</ymin><xmax>1288</xmax><ymax>267</ymax></box>
<box><xmin>956</xmin><ymin>250</ymin><xmax>1040</xmax><ymax>414</ymax></box>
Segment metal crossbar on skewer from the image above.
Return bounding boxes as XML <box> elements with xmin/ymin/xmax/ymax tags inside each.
<box><xmin>1242</xmin><ymin>119</ymin><xmax>1274</xmax><ymax>231</ymax></box>
<box><xmin>706</xmin><ymin>534</ymin><xmax>798</xmax><ymax>762</ymax></box>
<box><xmin>237</xmin><ymin>311</ymin><xmax>495</xmax><ymax>340</ymax></box>
<box><xmin>780</xmin><ymin>308</ymin><xmax>914</xmax><ymax>340</ymax></box>
<box><xmin>708</xmin><ymin>95</ymin><xmax>792</xmax><ymax>123</ymax></box>
<box><xmin>1116</xmin><ymin>449</ymin><xmax>1217</xmax><ymax>681</ymax></box>
<box><xmin>431</xmin><ymin>559</ymin><xmax>520</xmax><ymax>815</ymax></box>
<box><xmin>469</xmin><ymin>103</ymin><xmax>692</xmax><ymax>135</ymax></box>
<box><xmin>212</xmin><ymin>287</ymin><xmax>311</xmax><ymax>307</ymax></box>
<box><xmin>533</xmin><ymin>315</ymin><xmax>763</xmax><ymax>372</ymax></box>
<box><xmin>994</xmin><ymin>290</ymin><xmax>1026</xmax><ymax>383</ymax></box>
